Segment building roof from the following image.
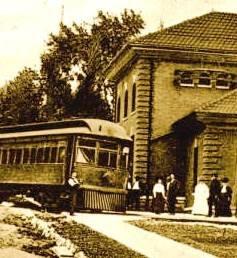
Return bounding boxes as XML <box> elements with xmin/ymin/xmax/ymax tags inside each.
<box><xmin>196</xmin><ymin>89</ymin><xmax>237</xmax><ymax>114</ymax></box>
<box><xmin>106</xmin><ymin>11</ymin><xmax>237</xmax><ymax>80</ymax></box>
<box><xmin>133</xmin><ymin>12</ymin><xmax>237</xmax><ymax>53</ymax></box>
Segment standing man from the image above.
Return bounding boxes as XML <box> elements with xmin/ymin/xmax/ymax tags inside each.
<box><xmin>167</xmin><ymin>173</ymin><xmax>180</xmax><ymax>215</ymax></box>
<box><xmin>131</xmin><ymin>176</ymin><xmax>141</xmax><ymax>210</ymax></box>
<box><xmin>68</xmin><ymin>172</ymin><xmax>80</xmax><ymax>215</ymax></box>
<box><xmin>208</xmin><ymin>173</ymin><xmax>221</xmax><ymax>217</ymax></box>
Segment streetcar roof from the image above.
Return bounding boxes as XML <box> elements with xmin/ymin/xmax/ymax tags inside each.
<box><xmin>0</xmin><ymin>127</ymin><xmax>90</xmax><ymax>139</ymax></box>
<box><xmin>82</xmin><ymin>119</ymin><xmax>131</xmax><ymax>141</ymax></box>
<box><xmin>0</xmin><ymin>119</ymin><xmax>131</xmax><ymax>141</ymax></box>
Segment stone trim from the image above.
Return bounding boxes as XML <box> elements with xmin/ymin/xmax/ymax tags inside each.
<box><xmin>202</xmin><ymin>127</ymin><xmax>223</xmax><ymax>177</ymax></box>
<box><xmin>133</xmin><ymin>59</ymin><xmax>153</xmax><ymax>181</ymax></box>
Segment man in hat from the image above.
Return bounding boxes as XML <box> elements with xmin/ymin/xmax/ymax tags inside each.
<box><xmin>166</xmin><ymin>173</ymin><xmax>180</xmax><ymax>214</ymax></box>
<box><xmin>208</xmin><ymin>173</ymin><xmax>221</xmax><ymax>217</ymax></box>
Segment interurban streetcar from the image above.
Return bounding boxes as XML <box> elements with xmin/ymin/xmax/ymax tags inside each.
<box><xmin>0</xmin><ymin>119</ymin><xmax>131</xmax><ymax>212</ymax></box>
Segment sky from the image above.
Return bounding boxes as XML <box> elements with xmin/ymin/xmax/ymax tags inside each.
<box><xmin>1</xmin><ymin>0</ymin><xmax>237</xmax><ymax>86</ymax></box>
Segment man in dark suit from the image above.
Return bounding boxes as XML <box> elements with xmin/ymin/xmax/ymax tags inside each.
<box><xmin>208</xmin><ymin>173</ymin><xmax>221</xmax><ymax>217</ymax></box>
<box><xmin>167</xmin><ymin>173</ymin><xmax>180</xmax><ymax>214</ymax></box>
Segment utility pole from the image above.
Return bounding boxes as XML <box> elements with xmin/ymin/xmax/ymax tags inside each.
<box><xmin>60</xmin><ymin>4</ymin><xmax>64</xmax><ymax>24</ymax></box>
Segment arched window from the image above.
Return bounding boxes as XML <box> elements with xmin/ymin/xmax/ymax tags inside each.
<box><xmin>131</xmin><ymin>83</ymin><xmax>136</xmax><ymax>112</ymax></box>
<box><xmin>198</xmin><ymin>72</ymin><xmax>211</xmax><ymax>87</ymax></box>
<box><xmin>180</xmin><ymin>71</ymin><xmax>194</xmax><ymax>87</ymax></box>
<box><xmin>231</xmin><ymin>74</ymin><xmax>237</xmax><ymax>89</ymax></box>
<box><xmin>116</xmin><ymin>97</ymin><xmax>121</xmax><ymax>122</ymax></box>
<box><xmin>124</xmin><ymin>90</ymin><xmax>128</xmax><ymax>118</ymax></box>
<box><xmin>216</xmin><ymin>73</ymin><xmax>229</xmax><ymax>89</ymax></box>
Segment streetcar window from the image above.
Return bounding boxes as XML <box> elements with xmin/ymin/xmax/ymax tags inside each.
<box><xmin>79</xmin><ymin>139</ymin><xmax>96</xmax><ymax>147</ymax></box>
<box><xmin>76</xmin><ymin>148</ymin><xmax>95</xmax><ymax>163</ymax></box>
<box><xmin>110</xmin><ymin>153</ymin><xmax>117</xmax><ymax>168</ymax></box>
<box><xmin>50</xmin><ymin>147</ymin><xmax>57</xmax><ymax>163</ymax></box>
<box><xmin>15</xmin><ymin>149</ymin><xmax>22</xmax><ymax>164</ymax></box>
<box><xmin>76</xmin><ymin>139</ymin><xmax>96</xmax><ymax>164</ymax></box>
<box><xmin>97</xmin><ymin>141</ymin><xmax>118</xmax><ymax>168</ymax></box>
<box><xmin>58</xmin><ymin>147</ymin><xmax>65</xmax><ymax>163</ymax></box>
<box><xmin>36</xmin><ymin>148</ymin><xmax>44</xmax><ymax>163</ymax></box>
<box><xmin>23</xmin><ymin>148</ymin><xmax>30</xmax><ymax>163</ymax></box>
<box><xmin>98</xmin><ymin>151</ymin><xmax>117</xmax><ymax>168</ymax></box>
<box><xmin>98</xmin><ymin>151</ymin><xmax>109</xmax><ymax>167</ymax></box>
<box><xmin>100</xmin><ymin>142</ymin><xmax>118</xmax><ymax>150</ymax></box>
<box><xmin>43</xmin><ymin>147</ymin><xmax>50</xmax><ymax>163</ymax></box>
<box><xmin>30</xmin><ymin>148</ymin><xmax>37</xmax><ymax>163</ymax></box>
<box><xmin>1</xmin><ymin>149</ymin><xmax>8</xmax><ymax>164</ymax></box>
<box><xmin>9</xmin><ymin>149</ymin><xmax>16</xmax><ymax>164</ymax></box>
<box><xmin>120</xmin><ymin>153</ymin><xmax>128</xmax><ymax>169</ymax></box>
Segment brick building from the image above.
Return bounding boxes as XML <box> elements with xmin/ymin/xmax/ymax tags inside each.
<box><xmin>106</xmin><ymin>12</ymin><xmax>237</xmax><ymax>206</ymax></box>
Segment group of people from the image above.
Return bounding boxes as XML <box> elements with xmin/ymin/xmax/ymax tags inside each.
<box><xmin>192</xmin><ymin>173</ymin><xmax>232</xmax><ymax>217</ymax></box>
<box><xmin>149</xmin><ymin>172</ymin><xmax>233</xmax><ymax>217</ymax></box>
<box><xmin>126</xmin><ymin>173</ymin><xmax>181</xmax><ymax>214</ymax></box>
<box><xmin>152</xmin><ymin>173</ymin><xmax>180</xmax><ymax>214</ymax></box>
<box><xmin>68</xmin><ymin>171</ymin><xmax>233</xmax><ymax>217</ymax></box>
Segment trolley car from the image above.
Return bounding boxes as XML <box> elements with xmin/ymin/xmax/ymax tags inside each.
<box><xmin>0</xmin><ymin>119</ymin><xmax>131</xmax><ymax>212</ymax></box>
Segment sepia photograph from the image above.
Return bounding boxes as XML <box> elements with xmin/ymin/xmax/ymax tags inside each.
<box><xmin>0</xmin><ymin>0</ymin><xmax>237</xmax><ymax>257</ymax></box>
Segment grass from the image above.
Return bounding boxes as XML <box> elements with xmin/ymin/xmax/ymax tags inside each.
<box><xmin>131</xmin><ymin>219</ymin><xmax>237</xmax><ymax>258</ymax></box>
<box><xmin>49</xmin><ymin>216</ymin><xmax>147</xmax><ymax>258</ymax></box>
<box><xmin>3</xmin><ymin>214</ymin><xmax>57</xmax><ymax>257</ymax></box>
<box><xmin>4</xmin><ymin>211</ymin><xmax>147</xmax><ymax>258</ymax></box>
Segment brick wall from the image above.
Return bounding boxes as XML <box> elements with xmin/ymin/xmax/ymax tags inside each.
<box><xmin>152</xmin><ymin>61</ymin><xmax>237</xmax><ymax>139</ymax></box>
<box><xmin>152</xmin><ymin>133</ymin><xmax>193</xmax><ymax>198</ymax></box>
<box><xmin>116</xmin><ymin>68</ymin><xmax>137</xmax><ymax>134</ymax></box>
<box><xmin>117</xmin><ymin>59</ymin><xmax>152</xmax><ymax>180</ymax></box>
<box><xmin>198</xmin><ymin>127</ymin><xmax>237</xmax><ymax>206</ymax></box>
<box><xmin>114</xmin><ymin>55</ymin><xmax>237</xmax><ymax>204</ymax></box>
<box><xmin>151</xmin><ymin>134</ymin><xmax>177</xmax><ymax>182</ymax></box>
<box><xmin>182</xmin><ymin>126</ymin><xmax>237</xmax><ymax>207</ymax></box>
<box><xmin>219</xmin><ymin>129</ymin><xmax>237</xmax><ymax>206</ymax></box>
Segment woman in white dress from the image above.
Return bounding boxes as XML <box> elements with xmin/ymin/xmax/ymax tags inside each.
<box><xmin>192</xmin><ymin>177</ymin><xmax>209</xmax><ymax>216</ymax></box>
<box><xmin>153</xmin><ymin>178</ymin><xmax>166</xmax><ymax>214</ymax></box>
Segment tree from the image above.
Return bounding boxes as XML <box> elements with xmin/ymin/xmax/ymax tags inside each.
<box><xmin>0</xmin><ymin>67</ymin><xmax>44</xmax><ymax>125</ymax></box>
<box><xmin>41</xmin><ymin>9</ymin><xmax>144</xmax><ymax>120</ymax></box>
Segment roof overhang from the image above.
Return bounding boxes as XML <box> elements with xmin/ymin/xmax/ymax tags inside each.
<box><xmin>195</xmin><ymin>111</ymin><xmax>237</xmax><ymax>126</ymax></box>
<box><xmin>173</xmin><ymin>111</ymin><xmax>237</xmax><ymax>136</ymax></box>
<box><xmin>106</xmin><ymin>43</ymin><xmax>237</xmax><ymax>83</ymax></box>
